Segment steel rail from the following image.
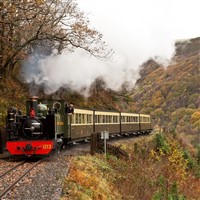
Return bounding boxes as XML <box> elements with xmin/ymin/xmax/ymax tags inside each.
<box><xmin>0</xmin><ymin>159</ymin><xmax>42</xmax><ymax>199</ymax></box>
<box><xmin>0</xmin><ymin>161</ymin><xmax>25</xmax><ymax>179</ymax></box>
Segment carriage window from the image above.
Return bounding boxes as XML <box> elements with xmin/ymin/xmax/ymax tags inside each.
<box><xmin>130</xmin><ymin>116</ymin><xmax>134</xmax><ymax>122</ymax></box>
<box><xmin>82</xmin><ymin>114</ymin><xmax>85</xmax><ymax>124</ymax></box>
<box><xmin>121</xmin><ymin>116</ymin><xmax>126</xmax><ymax>122</ymax></box>
<box><xmin>143</xmin><ymin>117</ymin><xmax>150</xmax><ymax>122</ymax></box>
<box><xmin>98</xmin><ymin>115</ymin><xmax>102</xmax><ymax>123</ymax></box>
<box><xmin>87</xmin><ymin>114</ymin><xmax>92</xmax><ymax>123</ymax></box>
<box><xmin>102</xmin><ymin>115</ymin><xmax>104</xmax><ymax>123</ymax></box>
<box><xmin>106</xmin><ymin>115</ymin><xmax>108</xmax><ymax>123</ymax></box>
<box><xmin>109</xmin><ymin>115</ymin><xmax>112</xmax><ymax>123</ymax></box>
<box><xmin>76</xmin><ymin>113</ymin><xmax>85</xmax><ymax>124</ymax></box>
<box><xmin>113</xmin><ymin>116</ymin><xmax>115</xmax><ymax>123</ymax></box>
<box><xmin>113</xmin><ymin>116</ymin><xmax>117</xmax><ymax>123</ymax></box>
<box><xmin>102</xmin><ymin>115</ymin><xmax>106</xmax><ymax>123</ymax></box>
<box><xmin>97</xmin><ymin>115</ymin><xmax>100</xmax><ymax>123</ymax></box>
<box><xmin>75</xmin><ymin>114</ymin><xmax>79</xmax><ymax>124</ymax></box>
<box><xmin>79</xmin><ymin>114</ymin><xmax>81</xmax><ymax>123</ymax></box>
<box><xmin>95</xmin><ymin>115</ymin><xmax>102</xmax><ymax>123</ymax></box>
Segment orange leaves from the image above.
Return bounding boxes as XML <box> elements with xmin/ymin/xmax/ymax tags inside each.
<box><xmin>149</xmin><ymin>133</ymin><xmax>200</xmax><ymax>198</ymax></box>
<box><xmin>69</xmin><ymin>166</ymin><xmax>98</xmax><ymax>189</ymax></box>
<box><xmin>151</xmin><ymin>91</ymin><xmax>165</xmax><ymax>108</ymax></box>
<box><xmin>166</xmin><ymin>140</ymin><xmax>188</xmax><ymax>183</ymax></box>
<box><xmin>62</xmin><ymin>133</ymin><xmax>200</xmax><ymax>199</ymax></box>
<box><xmin>64</xmin><ymin>156</ymin><xmax>122</xmax><ymax>200</ymax></box>
<box><xmin>191</xmin><ymin>111</ymin><xmax>200</xmax><ymax>127</ymax></box>
<box><xmin>35</xmin><ymin>0</ymin><xmax>45</xmax><ymax>6</ymax></box>
<box><xmin>152</xmin><ymin>136</ymin><xmax>188</xmax><ymax>180</ymax></box>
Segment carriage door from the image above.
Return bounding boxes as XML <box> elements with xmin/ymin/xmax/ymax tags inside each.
<box><xmin>68</xmin><ymin>115</ymin><xmax>72</xmax><ymax>140</ymax></box>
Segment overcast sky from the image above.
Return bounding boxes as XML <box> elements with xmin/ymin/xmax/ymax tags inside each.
<box><xmin>77</xmin><ymin>0</ymin><xmax>200</xmax><ymax>59</ymax></box>
<box><xmin>25</xmin><ymin>0</ymin><xmax>200</xmax><ymax>95</ymax></box>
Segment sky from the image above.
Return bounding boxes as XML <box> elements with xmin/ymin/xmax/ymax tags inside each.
<box><xmin>24</xmin><ymin>0</ymin><xmax>200</xmax><ymax>95</ymax></box>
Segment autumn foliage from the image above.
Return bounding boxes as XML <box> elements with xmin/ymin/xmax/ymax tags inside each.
<box><xmin>62</xmin><ymin>132</ymin><xmax>200</xmax><ymax>200</ymax></box>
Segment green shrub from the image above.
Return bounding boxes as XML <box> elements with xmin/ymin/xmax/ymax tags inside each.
<box><xmin>154</xmin><ymin>133</ymin><xmax>170</xmax><ymax>153</ymax></box>
<box><xmin>182</xmin><ymin>149</ymin><xmax>194</xmax><ymax>169</ymax></box>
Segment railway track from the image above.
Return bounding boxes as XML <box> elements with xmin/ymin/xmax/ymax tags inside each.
<box><xmin>0</xmin><ymin>159</ymin><xmax>42</xmax><ymax>199</ymax></box>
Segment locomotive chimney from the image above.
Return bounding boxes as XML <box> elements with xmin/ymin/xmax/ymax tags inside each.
<box><xmin>29</xmin><ymin>96</ymin><xmax>38</xmax><ymax>117</ymax></box>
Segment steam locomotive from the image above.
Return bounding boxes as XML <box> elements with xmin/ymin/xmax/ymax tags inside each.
<box><xmin>0</xmin><ymin>97</ymin><xmax>152</xmax><ymax>156</ymax></box>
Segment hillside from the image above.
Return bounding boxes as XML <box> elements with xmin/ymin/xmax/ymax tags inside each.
<box><xmin>130</xmin><ymin>37</ymin><xmax>200</xmax><ymax>134</ymax></box>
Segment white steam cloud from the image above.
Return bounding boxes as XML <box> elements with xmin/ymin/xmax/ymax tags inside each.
<box><xmin>23</xmin><ymin>50</ymin><xmax>139</xmax><ymax>95</ymax></box>
<box><xmin>23</xmin><ymin>0</ymin><xmax>200</xmax><ymax>95</ymax></box>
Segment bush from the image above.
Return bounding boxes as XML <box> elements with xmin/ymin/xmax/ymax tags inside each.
<box><xmin>154</xmin><ymin>133</ymin><xmax>170</xmax><ymax>154</ymax></box>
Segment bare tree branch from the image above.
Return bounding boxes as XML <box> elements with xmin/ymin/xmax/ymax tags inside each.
<box><xmin>0</xmin><ymin>0</ymin><xmax>113</xmax><ymax>77</ymax></box>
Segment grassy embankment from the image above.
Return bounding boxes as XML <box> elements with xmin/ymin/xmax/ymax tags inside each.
<box><xmin>61</xmin><ymin>131</ymin><xmax>200</xmax><ymax>200</ymax></box>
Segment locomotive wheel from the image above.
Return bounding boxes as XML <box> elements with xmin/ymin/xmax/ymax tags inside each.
<box><xmin>0</xmin><ymin>127</ymin><xmax>7</xmax><ymax>154</ymax></box>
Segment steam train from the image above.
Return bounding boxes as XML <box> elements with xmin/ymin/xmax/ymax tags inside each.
<box><xmin>0</xmin><ymin>97</ymin><xmax>152</xmax><ymax>156</ymax></box>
